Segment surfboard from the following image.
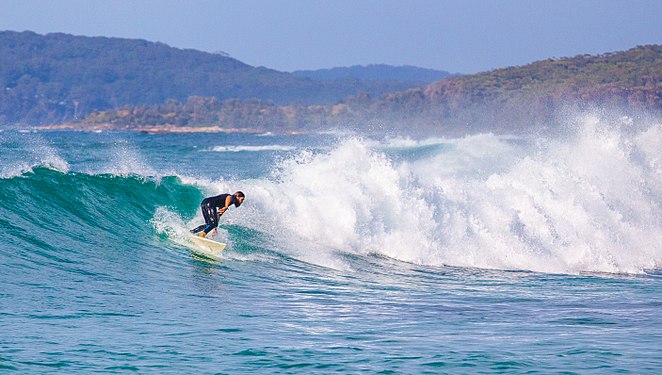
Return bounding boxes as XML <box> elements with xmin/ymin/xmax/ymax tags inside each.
<box><xmin>189</xmin><ymin>236</ymin><xmax>227</xmax><ymax>260</ymax></box>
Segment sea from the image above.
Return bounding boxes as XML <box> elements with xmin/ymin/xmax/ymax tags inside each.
<box><xmin>1</xmin><ymin>112</ymin><xmax>661</xmax><ymax>373</ymax></box>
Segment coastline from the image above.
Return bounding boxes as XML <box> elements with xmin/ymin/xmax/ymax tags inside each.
<box><xmin>33</xmin><ymin>122</ymin><xmax>307</xmax><ymax>135</ymax></box>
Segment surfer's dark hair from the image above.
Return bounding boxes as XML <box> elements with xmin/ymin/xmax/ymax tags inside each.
<box><xmin>234</xmin><ymin>191</ymin><xmax>245</xmax><ymax>198</ymax></box>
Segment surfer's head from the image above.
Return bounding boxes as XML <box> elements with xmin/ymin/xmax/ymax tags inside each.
<box><xmin>233</xmin><ymin>191</ymin><xmax>245</xmax><ymax>207</ymax></box>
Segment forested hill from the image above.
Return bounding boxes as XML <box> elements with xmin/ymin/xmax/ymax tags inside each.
<box><xmin>0</xmin><ymin>31</ymin><xmax>435</xmax><ymax>125</ymax></box>
<box><xmin>74</xmin><ymin>45</ymin><xmax>661</xmax><ymax>135</ymax></box>
<box><xmin>373</xmin><ymin>44</ymin><xmax>662</xmax><ymax>133</ymax></box>
<box><xmin>0</xmin><ymin>31</ymin><xmax>287</xmax><ymax>124</ymax></box>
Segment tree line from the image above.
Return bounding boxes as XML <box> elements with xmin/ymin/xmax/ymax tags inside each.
<box><xmin>77</xmin><ymin>45</ymin><xmax>662</xmax><ymax>134</ymax></box>
<box><xmin>0</xmin><ymin>31</ymin><xmax>436</xmax><ymax>126</ymax></box>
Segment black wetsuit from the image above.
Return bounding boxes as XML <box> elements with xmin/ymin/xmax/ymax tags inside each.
<box><xmin>191</xmin><ymin>194</ymin><xmax>240</xmax><ymax>234</ymax></box>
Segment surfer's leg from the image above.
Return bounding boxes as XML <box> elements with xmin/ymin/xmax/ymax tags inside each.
<box><xmin>201</xmin><ymin>202</ymin><xmax>212</xmax><ymax>223</ymax></box>
<box><xmin>190</xmin><ymin>224</ymin><xmax>206</xmax><ymax>234</ymax></box>
<box><xmin>192</xmin><ymin>202</ymin><xmax>213</xmax><ymax>234</ymax></box>
<box><xmin>200</xmin><ymin>206</ymin><xmax>218</xmax><ymax>237</ymax></box>
<box><xmin>208</xmin><ymin>208</ymin><xmax>220</xmax><ymax>236</ymax></box>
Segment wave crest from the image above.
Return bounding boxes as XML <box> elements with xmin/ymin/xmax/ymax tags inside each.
<box><xmin>239</xmin><ymin>114</ymin><xmax>662</xmax><ymax>274</ymax></box>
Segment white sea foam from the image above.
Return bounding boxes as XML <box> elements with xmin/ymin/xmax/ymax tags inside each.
<box><xmin>38</xmin><ymin>140</ymin><xmax>70</xmax><ymax>173</ymax></box>
<box><xmin>379</xmin><ymin>136</ymin><xmax>450</xmax><ymax>149</ymax></box>
<box><xmin>104</xmin><ymin>140</ymin><xmax>158</xmax><ymax>178</ymax></box>
<box><xmin>0</xmin><ymin>134</ymin><xmax>70</xmax><ymax>178</ymax></box>
<box><xmin>206</xmin><ymin>145</ymin><xmax>296</xmax><ymax>152</ymax></box>
<box><xmin>224</xmin><ymin>113</ymin><xmax>662</xmax><ymax>274</ymax></box>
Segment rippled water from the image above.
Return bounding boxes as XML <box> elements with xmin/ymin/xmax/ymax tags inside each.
<box><xmin>1</xmin><ymin>116</ymin><xmax>662</xmax><ymax>373</ymax></box>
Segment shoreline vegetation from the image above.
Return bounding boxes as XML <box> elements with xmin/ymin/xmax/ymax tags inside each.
<box><xmin>0</xmin><ymin>31</ymin><xmax>448</xmax><ymax>129</ymax></box>
<box><xmin>34</xmin><ymin>123</ymin><xmax>289</xmax><ymax>135</ymax></box>
<box><xmin>57</xmin><ymin>46</ymin><xmax>662</xmax><ymax>135</ymax></box>
<box><xmin>1</xmin><ymin>31</ymin><xmax>660</xmax><ymax>135</ymax></box>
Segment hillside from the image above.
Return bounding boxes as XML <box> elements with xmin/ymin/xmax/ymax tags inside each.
<box><xmin>0</xmin><ymin>31</ymin><xmax>442</xmax><ymax>126</ymax></box>
<box><xmin>379</xmin><ymin>44</ymin><xmax>662</xmax><ymax>133</ymax></box>
<box><xmin>71</xmin><ymin>45</ymin><xmax>662</xmax><ymax>135</ymax></box>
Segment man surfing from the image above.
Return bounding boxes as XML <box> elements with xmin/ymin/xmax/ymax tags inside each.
<box><xmin>190</xmin><ymin>191</ymin><xmax>245</xmax><ymax>238</ymax></box>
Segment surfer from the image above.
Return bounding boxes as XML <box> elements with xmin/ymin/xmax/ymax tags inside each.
<box><xmin>190</xmin><ymin>191</ymin><xmax>245</xmax><ymax>238</ymax></box>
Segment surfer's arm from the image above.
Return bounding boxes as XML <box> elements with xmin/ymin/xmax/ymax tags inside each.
<box><xmin>219</xmin><ymin>195</ymin><xmax>232</xmax><ymax>214</ymax></box>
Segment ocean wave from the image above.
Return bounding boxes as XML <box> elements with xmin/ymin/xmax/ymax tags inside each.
<box><xmin>0</xmin><ymin>133</ymin><xmax>70</xmax><ymax>178</ymax></box>
<box><xmin>4</xmin><ymin>114</ymin><xmax>662</xmax><ymax>275</ymax></box>
<box><xmin>0</xmin><ymin>167</ymin><xmax>203</xmax><ymax>247</ymax></box>
<box><xmin>231</xmin><ymin>113</ymin><xmax>662</xmax><ymax>274</ymax></box>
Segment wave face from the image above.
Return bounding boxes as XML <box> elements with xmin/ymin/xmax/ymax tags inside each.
<box><xmin>2</xmin><ymin>114</ymin><xmax>661</xmax><ymax>275</ymax></box>
<box><xmin>234</xmin><ymin>114</ymin><xmax>662</xmax><ymax>274</ymax></box>
<box><xmin>0</xmin><ymin>167</ymin><xmax>202</xmax><ymax>258</ymax></box>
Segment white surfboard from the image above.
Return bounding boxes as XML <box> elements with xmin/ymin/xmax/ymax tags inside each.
<box><xmin>189</xmin><ymin>236</ymin><xmax>227</xmax><ymax>260</ymax></box>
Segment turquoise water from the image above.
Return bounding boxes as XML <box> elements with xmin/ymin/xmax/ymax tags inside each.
<box><xmin>1</xmin><ymin>116</ymin><xmax>662</xmax><ymax>373</ymax></box>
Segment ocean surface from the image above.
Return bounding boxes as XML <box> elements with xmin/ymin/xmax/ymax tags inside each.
<box><xmin>1</xmin><ymin>113</ymin><xmax>662</xmax><ymax>373</ymax></box>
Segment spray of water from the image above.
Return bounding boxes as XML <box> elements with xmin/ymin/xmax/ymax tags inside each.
<box><xmin>232</xmin><ymin>113</ymin><xmax>662</xmax><ymax>274</ymax></box>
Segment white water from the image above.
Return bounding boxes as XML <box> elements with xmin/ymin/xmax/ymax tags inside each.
<box><xmin>224</xmin><ymin>113</ymin><xmax>662</xmax><ymax>274</ymax></box>
<box><xmin>207</xmin><ymin>144</ymin><xmax>297</xmax><ymax>152</ymax></box>
<box><xmin>0</xmin><ymin>133</ymin><xmax>70</xmax><ymax>178</ymax></box>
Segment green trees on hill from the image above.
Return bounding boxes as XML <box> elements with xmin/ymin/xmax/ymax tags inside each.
<box><xmin>0</xmin><ymin>31</ymin><xmax>260</xmax><ymax>124</ymax></box>
<box><xmin>2</xmin><ymin>30</ymin><xmax>659</xmax><ymax>133</ymax></box>
<box><xmin>77</xmin><ymin>45</ymin><xmax>662</xmax><ymax>134</ymax></box>
<box><xmin>0</xmin><ymin>31</ymin><xmax>442</xmax><ymax>126</ymax></box>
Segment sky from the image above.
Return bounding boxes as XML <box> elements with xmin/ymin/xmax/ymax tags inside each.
<box><xmin>1</xmin><ymin>0</ymin><xmax>660</xmax><ymax>74</ymax></box>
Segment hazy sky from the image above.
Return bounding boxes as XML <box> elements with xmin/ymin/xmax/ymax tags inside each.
<box><xmin>1</xmin><ymin>0</ymin><xmax>660</xmax><ymax>73</ymax></box>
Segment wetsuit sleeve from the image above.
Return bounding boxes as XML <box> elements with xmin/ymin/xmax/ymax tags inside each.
<box><xmin>217</xmin><ymin>195</ymin><xmax>232</xmax><ymax>214</ymax></box>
